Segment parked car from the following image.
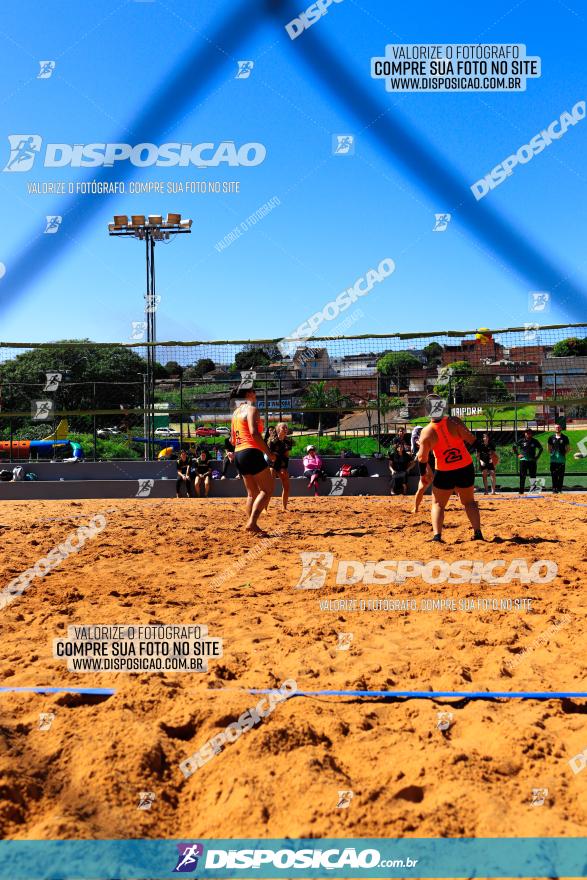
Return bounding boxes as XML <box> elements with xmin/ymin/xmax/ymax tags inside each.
<box><xmin>195</xmin><ymin>427</ymin><xmax>219</xmax><ymax>437</ymax></box>
<box><xmin>97</xmin><ymin>427</ymin><xmax>123</xmax><ymax>439</ymax></box>
<box><xmin>215</xmin><ymin>426</ymin><xmax>230</xmax><ymax>435</ymax></box>
<box><xmin>154</xmin><ymin>427</ymin><xmax>180</xmax><ymax>437</ymax></box>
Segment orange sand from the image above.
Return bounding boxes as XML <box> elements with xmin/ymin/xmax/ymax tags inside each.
<box><xmin>0</xmin><ymin>495</ymin><xmax>586</xmax><ymax>841</ymax></box>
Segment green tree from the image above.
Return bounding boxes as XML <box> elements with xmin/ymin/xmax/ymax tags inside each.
<box><xmin>303</xmin><ymin>382</ymin><xmax>351</xmax><ymax>434</ymax></box>
<box><xmin>0</xmin><ymin>340</ymin><xmax>158</xmax><ymax>429</ymax></box>
<box><xmin>422</xmin><ymin>342</ymin><xmax>443</xmax><ymax>367</ymax></box>
<box><xmin>377</xmin><ymin>352</ymin><xmax>422</xmax><ymax>391</ymax></box>
<box><xmin>234</xmin><ymin>344</ymin><xmax>281</xmax><ymax>371</ymax></box>
<box><xmin>165</xmin><ymin>360</ymin><xmax>184</xmax><ymax>377</ymax></box>
<box><xmin>185</xmin><ymin>358</ymin><xmax>215</xmax><ymax>379</ymax></box>
<box><xmin>434</xmin><ymin>361</ymin><xmax>510</xmax><ymax>404</ymax></box>
<box><xmin>551</xmin><ymin>337</ymin><xmax>587</xmax><ymax>357</ymax></box>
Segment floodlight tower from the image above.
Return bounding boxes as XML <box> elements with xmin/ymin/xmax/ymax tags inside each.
<box><xmin>108</xmin><ymin>214</ymin><xmax>192</xmax><ymax>459</ymax></box>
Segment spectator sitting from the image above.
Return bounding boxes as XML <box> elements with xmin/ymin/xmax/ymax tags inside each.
<box><xmin>388</xmin><ymin>441</ymin><xmax>416</xmax><ymax>495</ymax></box>
<box><xmin>176</xmin><ymin>449</ymin><xmax>194</xmax><ymax>498</ymax></box>
<box><xmin>303</xmin><ymin>445</ymin><xmax>325</xmax><ymax>495</ymax></box>
<box><xmin>191</xmin><ymin>448</ymin><xmax>212</xmax><ymax>497</ymax></box>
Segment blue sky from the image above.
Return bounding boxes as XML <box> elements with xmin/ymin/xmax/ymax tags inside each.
<box><xmin>0</xmin><ymin>0</ymin><xmax>586</xmax><ymax>344</ymax></box>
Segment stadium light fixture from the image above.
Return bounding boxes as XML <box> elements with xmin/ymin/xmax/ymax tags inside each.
<box><xmin>107</xmin><ymin>211</ymin><xmax>192</xmax><ymax>459</ymax></box>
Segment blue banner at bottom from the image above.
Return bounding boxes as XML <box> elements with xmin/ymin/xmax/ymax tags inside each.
<box><xmin>0</xmin><ymin>838</ymin><xmax>586</xmax><ymax>879</ymax></box>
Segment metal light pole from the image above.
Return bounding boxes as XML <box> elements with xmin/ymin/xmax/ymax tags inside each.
<box><xmin>108</xmin><ymin>214</ymin><xmax>191</xmax><ymax>459</ymax></box>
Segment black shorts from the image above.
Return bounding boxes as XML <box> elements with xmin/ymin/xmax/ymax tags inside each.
<box><xmin>271</xmin><ymin>456</ymin><xmax>289</xmax><ymax>472</ymax></box>
<box><xmin>480</xmin><ymin>462</ymin><xmax>495</xmax><ymax>472</ymax></box>
<box><xmin>433</xmin><ymin>463</ymin><xmax>475</xmax><ymax>491</ymax></box>
<box><xmin>234</xmin><ymin>448</ymin><xmax>268</xmax><ymax>476</ymax></box>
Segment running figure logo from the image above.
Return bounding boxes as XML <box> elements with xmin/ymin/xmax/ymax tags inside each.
<box><xmin>137</xmin><ymin>791</ymin><xmax>156</xmax><ymax>810</ymax></box>
<box><xmin>436</xmin><ymin>711</ymin><xmax>453</xmax><ymax>732</ymax></box>
<box><xmin>296</xmin><ymin>552</ymin><xmax>334</xmax><ymax>589</ymax></box>
<box><xmin>527</xmin><ymin>477</ymin><xmax>546</xmax><ymax>495</ymax></box>
<box><xmin>337</xmin><ymin>632</ymin><xmax>353</xmax><ymax>651</ymax></box>
<box><xmin>433</xmin><ymin>213</ymin><xmax>451</xmax><ymax>232</ymax></box>
<box><xmin>4</xmin><ymin>135</ymin><xmax>42</xmax><ymax>172</ymax></box>
<box><xmin>530</xmin><ymin>788</ymin><xmax>548</xmax><ymax>807</ymax></box>
<box><xmin>337</xmin><ymin>790</ymin><xmax>354</xmax><ymax>808</ymax></box>
<box><xmin>524</xmin><ymin>322</ymin><xmax>540</xmax><ymax>342</ymax></box>
<box><xmin>43</xmin><ymin>372</ymin><xmax>62</xmax><ymax>392</ymax></box>
<box><xmin>32</xmin><ymin>400</ymin><xmax>54</xmax><ymax>421</ymax></box>
<box><xmin>236</xmin><ymin>61</ymin><xmax>254</xmax><ymax>79</ymax></box>
<box><xmin>528</xmin><ymin>291</ymin><xmax>550</xmax><ymax>313</ymax></box>
<box><xmin>44</xmin><ymin>216</ymin><xmax>62</xmax><ymax>234</ymax></box>
<box><xmin>328</xmin><ymin>477</ymin><xmax>347</xmax><ymax>496</ymax></box>
<box><xmin>332</xmin><ymin>134</ymin><xmax>355</xmax><ymax>155</ymax></box>
<box><xmin>136</xmin><ymin>479</ymin><xmax>154</xmax><ymax>497</ymax></box>
<box><xmin>145</xmin><ymin>293</ymin><xmax>161</xmax><ymax>313</ymax></box>
<box><xmin>173</xmin><ymin>843</ymin><xmax>204</xmax><ymax>873</ymax></box>
<box><xmin>130</xmin><ymin>321</ymin><xmax>147</xmax><ymax>340</ymax></box>
<box><xmin>425</xmin><ymin>395</ymin><xmax>447</xmax><ymax>419</ymax></box>
<box><xmin>37</xmin><ymin>61</ymin><xmax>56</xmax><ymax>79</ymax></box>
<box><xmin>38</xmin><ymin>712</ymin><xmax>55</xmax><ymax>731</ymax></box>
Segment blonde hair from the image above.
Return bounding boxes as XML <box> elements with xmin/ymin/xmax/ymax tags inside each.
<box><xmin>276</xmin><ymin>422</ymin><xmax>288</xmax><ymax>433</ymax></box>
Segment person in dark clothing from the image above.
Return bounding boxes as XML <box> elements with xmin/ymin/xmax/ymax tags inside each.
<box><xmin>267</xmin><ymin>422</ymin><xmax>293</xmax><ymax>511</ymax></box>
<box><xmin>548</xmin><ymin>424</ymin><xmax>570</xmax><ymax>493</ymax></box>
<box><xmin>191</xmin><ymin>448</ymin><xmax>212</xmax><ymax>497</ymax></box>
<box><xmin>476</xmin><ymin>432</ymin><xmax>497</xmax><ymax>494</ymax></box>
<box><xmin>388</xmin><ymin>441</ymin><xmax>416</xmax><ymax>495</ymax></box>
<box><xmin>513</xmin><ymin>429</ymin><xmax>543</xmax><ymax>494</ymax></box>
<box><xmin>176</xmin><ymin>449</ymin><xmax>194</xmax><ymax>498</ymax></box>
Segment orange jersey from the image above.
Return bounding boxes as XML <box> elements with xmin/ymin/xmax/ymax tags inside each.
<box><xmin>430</xmin><ymin>417</ymin><xmax>473</xmax><ymax>471</ymax></box>
<box><xmin>231</xmin><ymin>405</ymin><xmax>264</xmax><ymax>452</ymax></box>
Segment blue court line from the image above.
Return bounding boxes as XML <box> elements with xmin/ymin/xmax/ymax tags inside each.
<box><xmin>0</xmin><ymin>686</ymin><xmax>116</xmax><ymax>695</ymax></box>
<box><xmin>247</xmin><ymin>689</ymin><xmax>587</xmax><ymax>700</ymax></box>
